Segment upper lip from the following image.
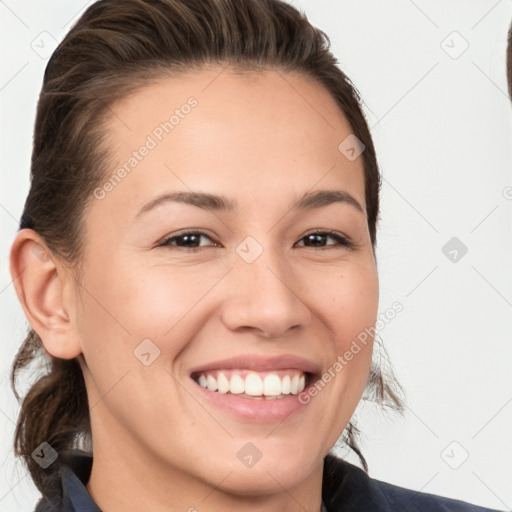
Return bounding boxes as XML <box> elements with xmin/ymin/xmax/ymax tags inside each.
<box><xmin>189</xmin><ymin>354</ymin><xmax>321</xmax><ymax>376</ymax></box>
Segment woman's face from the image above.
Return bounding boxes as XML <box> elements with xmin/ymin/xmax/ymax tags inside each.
<box><xmin>69</xmin><ymin>67</ymin><xmax>378</xmax><ymax>495</ymax></box>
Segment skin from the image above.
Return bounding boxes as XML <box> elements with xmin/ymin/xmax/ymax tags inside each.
<box><xmin>10</xmin><ymin>67</ymin><xmax>379</xmax><ymax>512</ymax></box>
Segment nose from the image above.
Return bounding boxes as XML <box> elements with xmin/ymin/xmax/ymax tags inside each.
<box><xmin>219</xmin><ymin>240</ymin><xmax>313</xmax><ymax>339</ymax></box>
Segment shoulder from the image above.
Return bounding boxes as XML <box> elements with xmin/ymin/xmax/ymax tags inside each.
<box><xmin>322</xmin><ymin>454</ymin><xmax>505</xmax><ymax>512</ymax></box>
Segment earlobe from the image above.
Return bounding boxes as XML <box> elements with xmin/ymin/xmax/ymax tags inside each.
<box><xmin>9</xmin><ymin>229</ymin><xmax>83</xmax><ymax>360</ymax></box>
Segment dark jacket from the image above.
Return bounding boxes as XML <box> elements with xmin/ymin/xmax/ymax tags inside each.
<box><xmin>34</xmin><ymin>451</ymin><xmax>504</xmax><ymax>511</ymax></box>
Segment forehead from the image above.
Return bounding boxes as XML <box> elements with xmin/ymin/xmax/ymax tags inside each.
<box><xmin>94</xmin><ymin>67</ymin><xmax>366</xmax><ymax>219</ymax></box>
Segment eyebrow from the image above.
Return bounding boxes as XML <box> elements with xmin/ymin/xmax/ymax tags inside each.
<box><xmin>135</xmin><ymin>189</ymin><xmax>364</xmax><ymax>218</ymax></box>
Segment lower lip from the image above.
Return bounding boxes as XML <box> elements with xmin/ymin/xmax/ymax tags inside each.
<box><xmin>191</xmin><ymin>378</ymin><xmax>312</xmax><ymax>422</ymax></box>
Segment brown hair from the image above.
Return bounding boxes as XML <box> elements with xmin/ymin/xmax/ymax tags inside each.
<box><xmin>508</xmin><ymin>20</ymin><xmax>512</xmax><ymax>98</ymax></box>
<box><xmin>11</xmin><ymin>0</ymin><xmax>405</xmax><ymax>496</ymax></box>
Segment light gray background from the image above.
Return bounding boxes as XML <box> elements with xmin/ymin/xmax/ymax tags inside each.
<box><xmin>1</xmin><ymin>1</ymin><xmax>511</xmax><ymax>511</ymax></box>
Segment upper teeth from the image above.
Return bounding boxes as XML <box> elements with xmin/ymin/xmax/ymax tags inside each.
<box><xmin>195</xmin><ymin>370</ymin><xmax>307</xmax><ymax>396</ymax></box>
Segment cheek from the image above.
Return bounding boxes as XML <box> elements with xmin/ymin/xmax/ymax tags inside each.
<box><xmin>317</xmin><ymin>263</ymin><xmax>379</xmax><ymax>393</ymax></box>
<box><xmin>73</xmin><ymin>261</ymin><xmax>198</xmax><ymax>422</ymax></box>
<box><xmin>315</xmin><ymin>261</ymin><xmax>379</xmax><ymax>349</ymax></box>
<box><xmin>296</xmin><ymin>264</ymin><xmax>378</xmax><ymax>450</ymax></box>
<box><xmin>78</xmin><ymin>256</ymin><xmax>208</xmax><ymax>343</ymax></box>
<box><xmin>122</xmin><ymin>264</ymin><xmax>227</xmax><ymax>343</ymax></box>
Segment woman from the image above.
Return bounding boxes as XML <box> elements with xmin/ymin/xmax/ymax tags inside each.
<box><xmin>8</xmin><ymin>0</ymin><xmax>505</xmax><ymax>511</ymax></box>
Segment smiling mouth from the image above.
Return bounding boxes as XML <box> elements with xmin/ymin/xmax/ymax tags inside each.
<box><xmin>190</xmin><ymin>369</ymin><xmax>312</xmax><ymax>400</ymax></box>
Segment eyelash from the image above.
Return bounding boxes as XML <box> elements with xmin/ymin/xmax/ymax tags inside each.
<box><xmin>157</xmin><ymin>229</ymin><xmax>355</xmax><ymax>251</ymax></box>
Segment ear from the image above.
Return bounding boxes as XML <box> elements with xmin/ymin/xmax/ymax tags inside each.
<box><xmin>9</xmin><ymin>229</ymin><xmax>82</xmax><ymax>359</ymax></box>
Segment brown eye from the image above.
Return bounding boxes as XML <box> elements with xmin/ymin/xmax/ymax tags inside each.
<box><xmin>158</xmin><ymin>230</ymin><xmax>219</xmax><ymax>250</ymax></box>
<box><xmin>296</xmin><ymin>231</ymin><xmax>353</xmax><ymax>249</ymax></box>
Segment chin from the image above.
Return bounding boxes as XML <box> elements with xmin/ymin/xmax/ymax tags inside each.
<box><xmin>218</xmin><ymin>467</ymin><xmax>309</xmax><ymax>496</ymax></box>
<box><xmin>202</xmin><ymin>450</ymin><xmax>317</xmax><ymax>496</ymax></box>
